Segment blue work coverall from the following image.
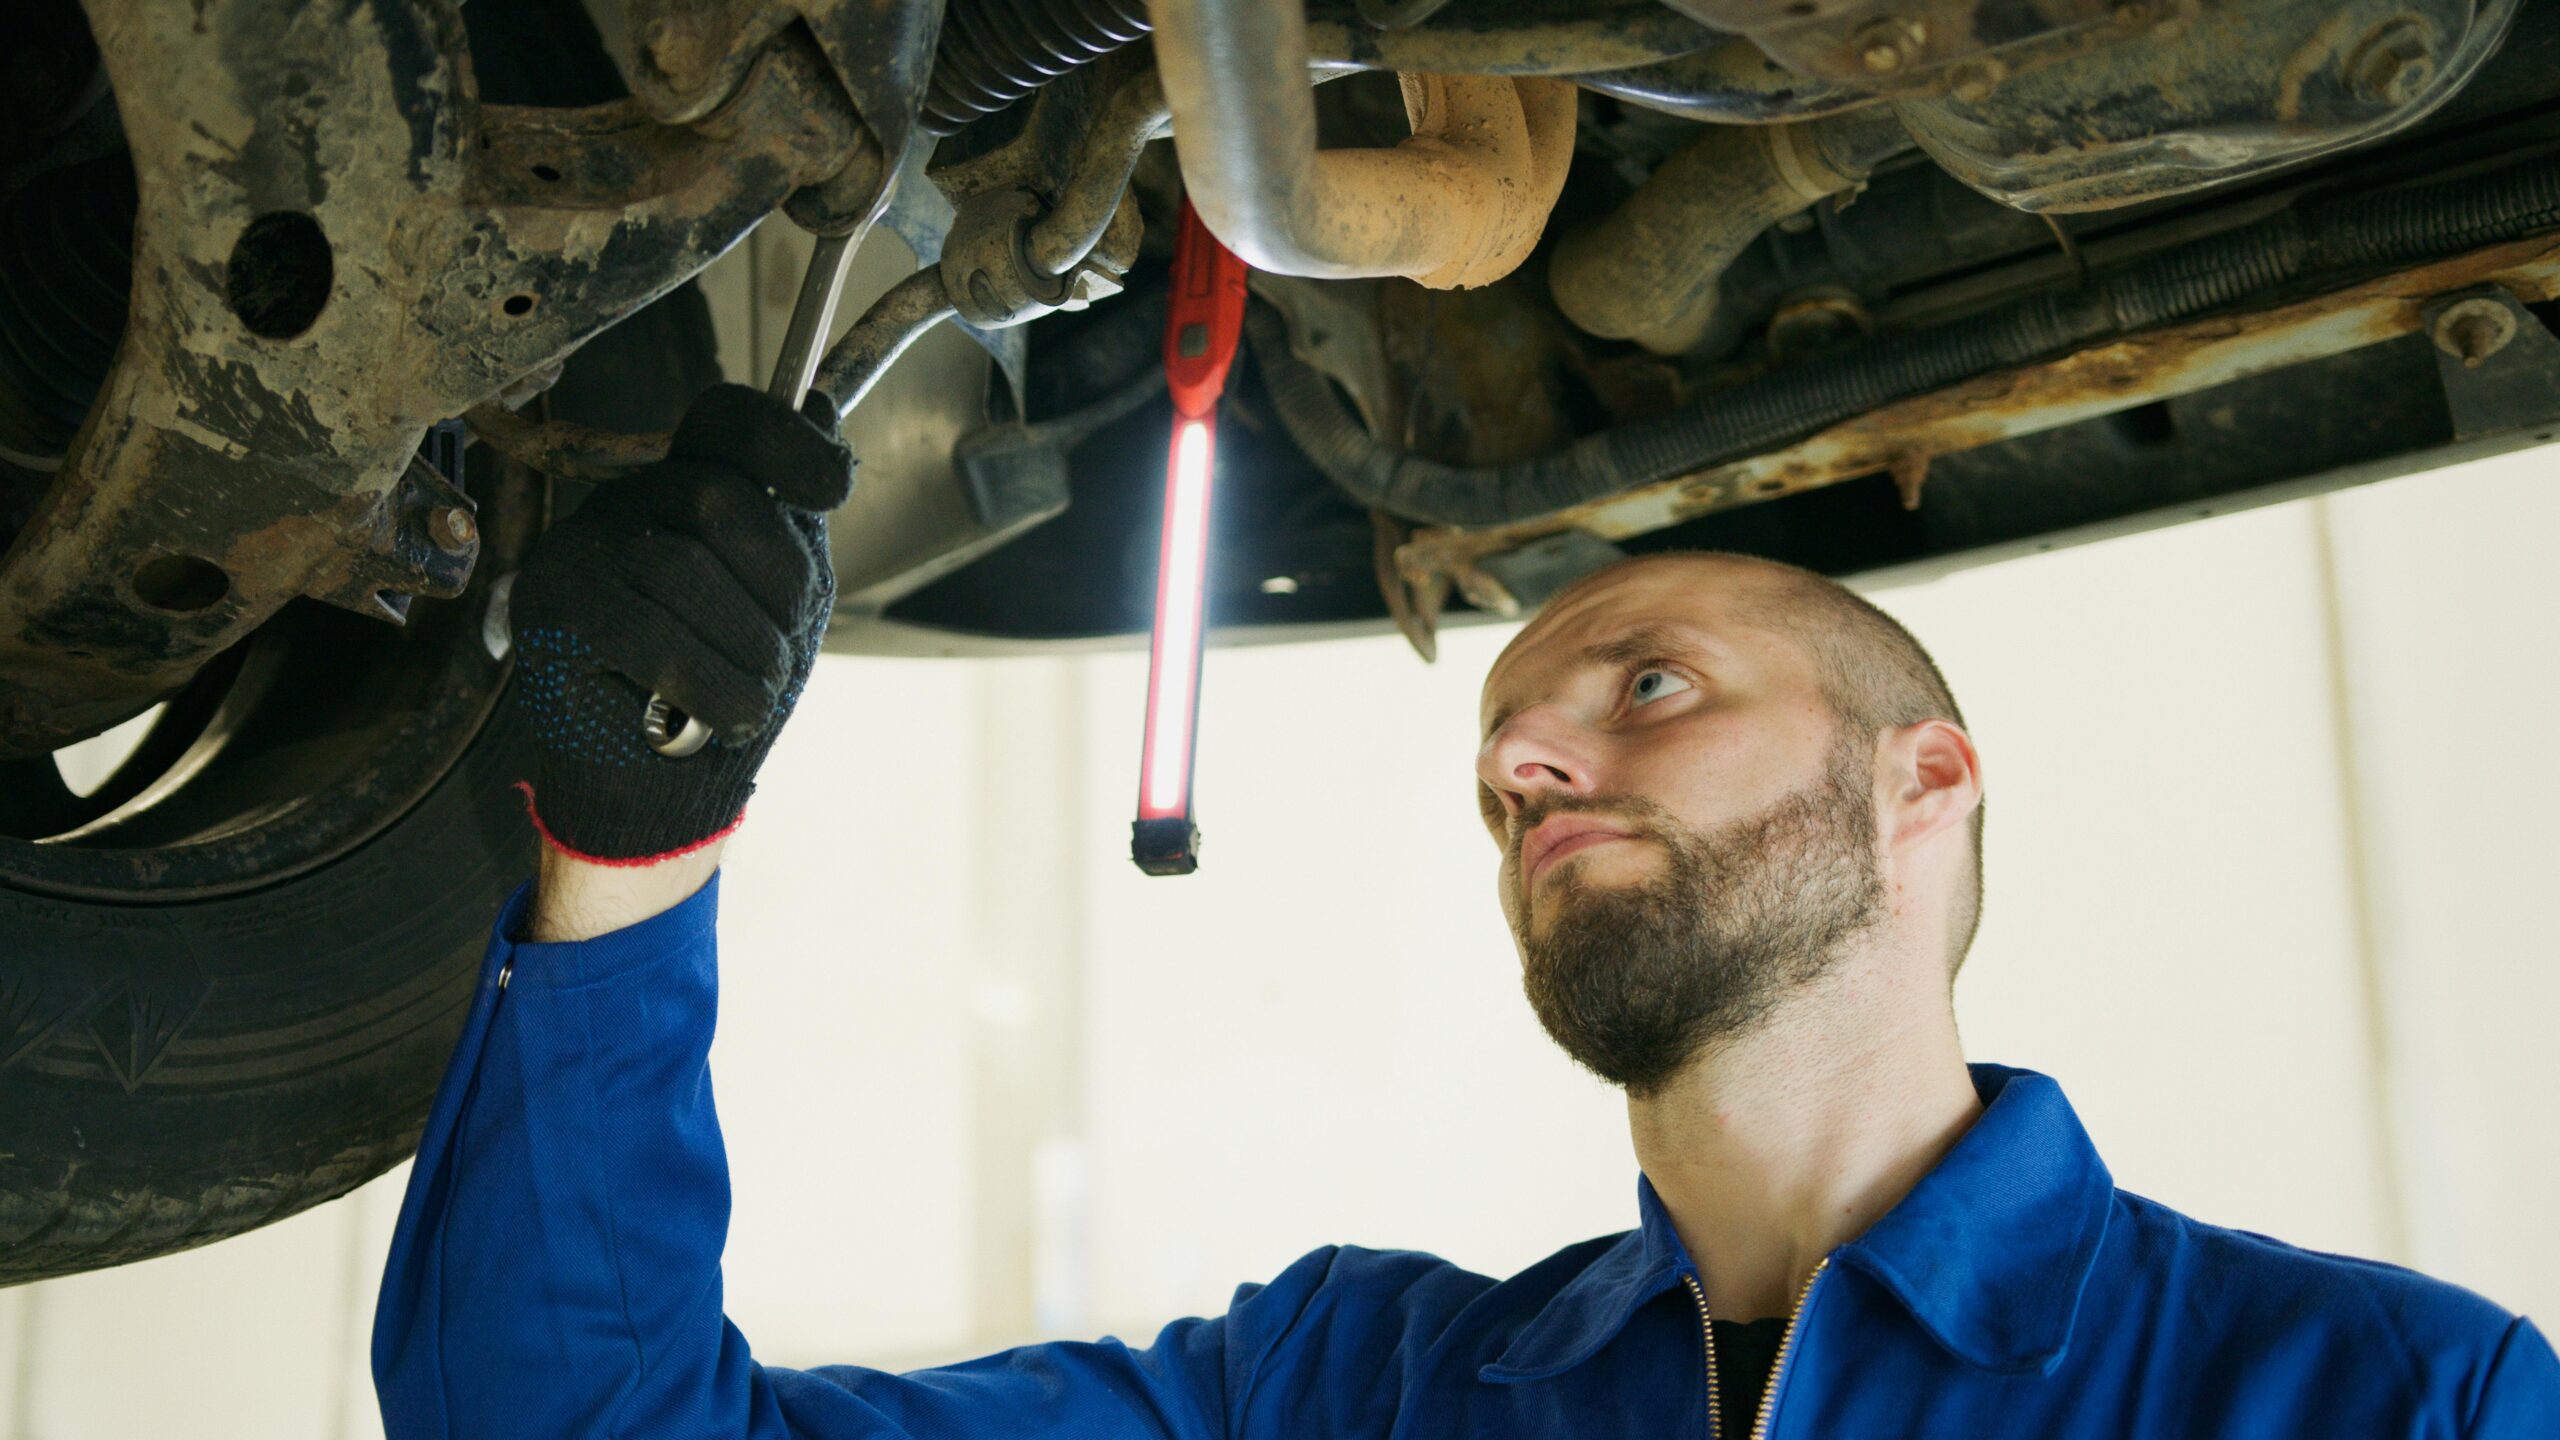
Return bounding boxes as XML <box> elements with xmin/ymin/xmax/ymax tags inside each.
<box><xmin>374</xmin><ymin>876</ymin><xmax>2560</xmax><ymax>1438</ymax></box>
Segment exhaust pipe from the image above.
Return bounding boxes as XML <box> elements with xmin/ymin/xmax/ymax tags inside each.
<box><xmin>1549</xmin><ymin>109</ymin><xmax>1911</xmax><ymax>354</ymax></box>
<box><xmin>1146</xmin><ymin>0</ymin><xmax>1575</xmax><ymax>290</ymax></box>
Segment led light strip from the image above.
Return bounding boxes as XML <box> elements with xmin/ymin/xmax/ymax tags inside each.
<box><xmin>1132</xmin><ymin>201</ymin><xmax>1247</xmax><ymax>876</ymax></box>
<box><xmin>1140</xmin><ymin>417</ymin><xmax>1216</xmax><ymax>819</ymax></box>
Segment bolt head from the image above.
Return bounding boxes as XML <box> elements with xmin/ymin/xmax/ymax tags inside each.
<box><xmin>429</xmin><ymin>505</ymin><xmax>478</xmax><ymax>553</ymax></box>
<box><xmin>1852</xmin><ymin>17</ymin><xmax>1924</xmax><ymax>74</ymax></box>
<box><xmin>640</xmin><ymin>14</ymin><xmax>711</xmax><ymax>88</ymax></box>
<box><xmin>2348</xmin><ymin>17</ymin><xmax>2438</xmax><ymax>108</ymax></box>
<box><xmin>2431</xmin><ymin>297</ymin><xmax>2518</xmax><ymax>367</ymax></box>
<box><xmin>1947</xmin><ymin>57</ymin><xmax>2007</xmax><ymax>103</ymax></box>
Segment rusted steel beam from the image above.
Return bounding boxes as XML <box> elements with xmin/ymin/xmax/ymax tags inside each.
<box><xmin>1398</xmin><ymin>232</ymin><xmax>2560</xmax><ymax>598</ymax></box>
<box><xmin>0</xmin><ymin>0</ymin><xmax>864</xmax><ymax>757</ymax></box>
<box><xmin>463</xmin><ymin>406</ymin><xmax>674</xmax><ymax>483</ymax></box>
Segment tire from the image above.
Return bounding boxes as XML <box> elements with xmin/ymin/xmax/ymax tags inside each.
<box><xmin>0</xmin><ymin>711</ymin><xmax>539</xmax><ymax>1284</ymax></box>
<box><xmin>0</xmin><ymin>0</ymin><xmax>721</xmax><ymax>1286</ymax></box>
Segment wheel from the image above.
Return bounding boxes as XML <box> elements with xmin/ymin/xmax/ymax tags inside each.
<box><xmin>0</xmin><ymin>0</ymin><xmax>719</xmax><ymax>1286</ymax></box>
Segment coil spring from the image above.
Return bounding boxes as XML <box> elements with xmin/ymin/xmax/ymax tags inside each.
<box><xmin>921</xmin><ymin>0</ymin><xmax>1152</xmax><ymax>136</ymax></box>
<box><xmin>0</xmin><ymin>152</ymin><xmax>134</xmax><ymax>465</ymax></box>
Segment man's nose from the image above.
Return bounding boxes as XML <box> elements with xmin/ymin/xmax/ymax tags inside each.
<box><xmin>1476</xmin><ymin>706</ymin><xmax>1596</xmax><ymax>815</ymax></box>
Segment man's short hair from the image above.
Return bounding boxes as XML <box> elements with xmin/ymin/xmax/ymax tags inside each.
<box><xmin>1560</xmin><ymin>551</ymin><xmax>1987</xmax><ymax>971</ymax></box>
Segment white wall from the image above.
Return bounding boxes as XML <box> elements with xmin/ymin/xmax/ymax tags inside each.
<box><xmin>7</xmin><ymin>442</ymin><xmax>2555</xmax><ymax>1436</ymax></box>
<box><xmin>2322</xmin><ymin>456</ymin><xmax>2560</xmax><ymax>1313</ymax></box>
<box><xmin>1892</xmin><ymin>504</ymin><xmax>2399</xmax><ymax>1264</ymax></box>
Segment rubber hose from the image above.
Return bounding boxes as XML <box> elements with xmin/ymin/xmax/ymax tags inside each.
<box><xmin>1255</xmin><ymin>149</ymin><xmax>2560</xmax><ymax>529</ymax></box>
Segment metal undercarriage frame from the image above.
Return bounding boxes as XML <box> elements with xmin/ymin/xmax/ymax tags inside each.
<box><xmin>8</xmin><ymin>0</ymin><xmax>2560</xmax><ymax>735</ymax></box>
<box><xmin>1398</xmin><ymin>234</ymin><xmax>2560</xmax><ymax>615</ymax></box>
<box><xmin>0</xmin><ymin>0</ymin><xmax>890</xmax><ymax>759</ymax></box>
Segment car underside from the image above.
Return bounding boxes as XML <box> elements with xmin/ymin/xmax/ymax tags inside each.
<box><xmin>4</xmin><ymin>0</ymin><xmax>2558</xmax><ymax>1284</ymax></box>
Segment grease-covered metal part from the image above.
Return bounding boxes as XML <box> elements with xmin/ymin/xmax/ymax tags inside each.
<box><xmin>1891</xmin><ymin>0</ymin><xmax>2522</xmax><ymax>212</ymax></box>
<box><xmin>622</xmin><ymin>0</ymin><xmax>940</xmax><ymax>173</ymax></box>
<box><xmin>0</xmin><ymin>1</ymin><xmax>862</xmax><ymax>757</ymax></box>
<box><xmin>924</xmin><ymin>3</ymin><xmax>1707</xmax><ymax>290</ymax></box>
<box><xmin>1650</xmin><ymin>0</ymin><xmax>2164</xmax><ymax>94</ymax></box>
<box><xmin>1573</xmin><ymin>37</ymin><xmax>1869</xmax><ymax>124</ymax></box>
<box><xmin>780</xmin><ymin>126</ymin><xmax>892</xmax><ymax>237</ymax></box>
<box><xmin>463</xmin><ymin>405</ymin><xmax>673</xmax><ymax>481</ymax></box>
<box><xmin>305</xmin><ymin>453</ymin><xmax>480</xmax><ymax>625</ymax></box>
<box><xmin>2422</xmin><ymin>284</ymin><xmax>2560</xmax><ymax>439</ymax></box>
<box><xmin>1397</xmin><ymin>232</ymin><xmax>2560</xmax><ymax>582</ymax></box>
<box><xmin>470</xmin><ymin>248</ymin><xmax>1019</xmax><ymax>485</ymax></box>
<box><xmin>1149</xmin><ymin>0</ymin><xmax>1577</xmax><ymax>288</ymax></box>
<box><xmin>1021</xmin><ymin>66</ymin><xmax>1167</xmax><ymax>280</ymax></box>
<box><xmin>1549</xmin><ymin>109</ymin><xmax>1912</xmax><ymax>354</ymax></box>
<box><xmin>1262</xmin><ymin>140</ymin><xmax>2560</xmax><ymax>530</ymax></box>
<box><xmin>942</xmin><ymin>190</ymin><xmax>1080</xmax><ymax>326</ymax></box>
<box><xmin>928</xmin><ymin>53</ymin><xmax>1153</xmax><ymax>269</ymax></box>
<box><xmin>941</xmin><ymin>185</ymin><xmax>1142</xmax><ymax>328</ymax></box>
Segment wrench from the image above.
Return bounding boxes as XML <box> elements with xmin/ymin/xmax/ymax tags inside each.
<box><xmin>642</xmin><ymin>229</ymin><xmax>860</xmax><ymax>759</ymax></box>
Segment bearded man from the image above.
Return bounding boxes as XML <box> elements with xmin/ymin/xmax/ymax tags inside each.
<box><xmin>371</xmin><ymin>399</ymin><xmax>2557</xmax><ymax>1440</ymax></box>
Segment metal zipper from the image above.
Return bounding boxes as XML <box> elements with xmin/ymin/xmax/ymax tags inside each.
<box><xmin>1680</xmin><ymin>1257</ymin><xmax>1833</xmax><ymax>1440</ymax></box>
<box><xmin>1681</xmin><ymin>1272</ymin><xmax>1724</xmax><ymax>1440</ymax></box>
<box><xmin>1750</xmin><ymin>1257</ymin><xmax>1831</xmax><ymax>1440</ymax></box>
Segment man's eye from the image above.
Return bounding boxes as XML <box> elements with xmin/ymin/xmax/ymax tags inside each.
<box><xmin>1630</xmin><ymin>668</ymin><xmax>1693</xmax><ymax>706</ymax></box>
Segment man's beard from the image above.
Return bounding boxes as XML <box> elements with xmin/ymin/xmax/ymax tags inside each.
<box><xmin>1512</xmin><ymin>738</ymin><xmax>1887</xmax><ymax>1097</ymax></box>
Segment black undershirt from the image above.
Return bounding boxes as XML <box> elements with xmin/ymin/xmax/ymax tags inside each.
<box><xmin>1712</xmin><ymin>1316</ymin><xmax>1790</xmax><ymax>1435</ymax></box>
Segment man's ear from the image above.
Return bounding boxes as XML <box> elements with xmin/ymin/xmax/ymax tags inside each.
<box><xmin>1881</xmin><ymin>718</ymin><xmax>1982</xmax><ymax>855</ymax></box>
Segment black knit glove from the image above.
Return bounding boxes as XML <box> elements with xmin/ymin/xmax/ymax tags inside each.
<box><xmin>508</xmin><ymin>384</ymin><xmax>855</xmax><ymax>863</ymax></box>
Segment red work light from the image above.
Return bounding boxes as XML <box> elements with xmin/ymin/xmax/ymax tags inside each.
<box><xmin>1132</xmin><ymin>202</ymin><xmax>1247</xmax><ymax>876</ymax></box>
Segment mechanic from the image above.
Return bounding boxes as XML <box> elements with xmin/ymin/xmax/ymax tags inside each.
<box><xmin>372</xmin><ymin>383</ymin><xmax>2558</xmax><ymax>1439</ymax></box>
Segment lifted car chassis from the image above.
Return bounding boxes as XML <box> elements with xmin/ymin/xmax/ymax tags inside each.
<box><xmin>0</xmin><ymin>0</ymin><xmax>887</xmax><ymax>758</ymax></box>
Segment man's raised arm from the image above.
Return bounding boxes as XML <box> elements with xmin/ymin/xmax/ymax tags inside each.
<box><xmin>365</xmin><ymin>387</ymin><xmax>1382</xmax><ymax>1440</ymax></box>
<box><xmin>370</xmin><ymin>382</ymin><xmax>859</xmax><ymax>1437</ymax></box>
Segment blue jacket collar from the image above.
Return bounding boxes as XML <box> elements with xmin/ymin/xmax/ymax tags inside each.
<box><xmin>1481</xmin><ymin>1064</ymin><xmax>2114</xmax><ymax>1384</ymax></box>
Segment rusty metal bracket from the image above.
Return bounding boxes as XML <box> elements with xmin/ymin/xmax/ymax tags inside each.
<box><xmin>1400</xmin><ymin>233</ymin><xmax>2560</xmax><ymax>589</ymax></box>
<box><xmin>461</xmin><ymin>403</ymin><xmax>675</xmax><ymax>482</ymax></box>
<box><xmin>2423</xmin><ymin>286</ymin><xmax>2560</xmax><ymax>441</ymax></box>
<box><xmin>1474</xmin><ymin>530</ymin><xmax>1627</xmax><ymax>614</ymax></box>
<box><xmin>305</xmin><ymin>451</ymin><xmax>480</xmax><ymax>625</ymax></box>
<box><xmin>0</xmin><ymin>1</ymin><xmax>864</xmax><ymax>757</ymax></box>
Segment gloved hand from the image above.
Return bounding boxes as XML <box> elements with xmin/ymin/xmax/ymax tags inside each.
<box><xmin>507</xmin><ymin>383</ymin><xmax>855</xmax><ymax>864</ymax></box>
